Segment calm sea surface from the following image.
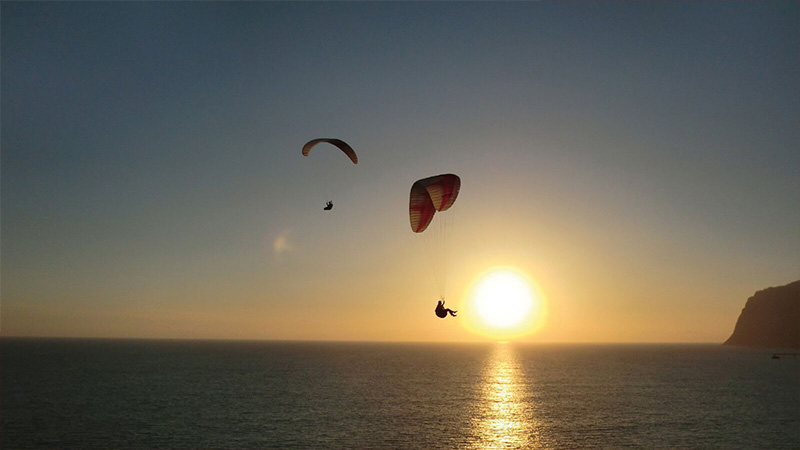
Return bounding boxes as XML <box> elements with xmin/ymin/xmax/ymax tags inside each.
<box><xmin>1</xmin><ymin>338</ymin><xmax>797</xmax><ymax>449</ymax></box>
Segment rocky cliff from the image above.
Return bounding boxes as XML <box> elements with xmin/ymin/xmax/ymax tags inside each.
<box><xmin>724</xmin><ymin>280</ymin><xmax>799</xmax><ymax>348</ymax></box>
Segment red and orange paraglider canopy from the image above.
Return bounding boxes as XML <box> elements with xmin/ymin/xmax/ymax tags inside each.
<box><xmin>409</xmin><ymin>174</ymin><xmax>460</xmax><ymax>233</ymax></box>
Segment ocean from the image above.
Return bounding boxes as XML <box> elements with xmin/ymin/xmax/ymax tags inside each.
<box><xmin>1</xmin><ymin>338</ymin><xmax>797</xmax><ymax>449</ymax></box>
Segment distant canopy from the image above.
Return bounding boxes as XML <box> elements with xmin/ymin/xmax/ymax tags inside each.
<box><xmin>301</xmin><ymin>138</ymin><xmax>358</xmax><ymax>164</ymax></box>
<box><xmin>409</xmin><ymin>174</ymin><xmax>461</xmax><ymax>233</ymax></box>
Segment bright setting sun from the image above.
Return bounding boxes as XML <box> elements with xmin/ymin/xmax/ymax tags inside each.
<box><xmin>465</xmin><ymin>267</ymin><xmax>546</xmax><ymax>340</ymax></box>
<box><xmin>475</xmin><ymin>272</ymin><xmax>532</xmax><ymax>328</ymax></box>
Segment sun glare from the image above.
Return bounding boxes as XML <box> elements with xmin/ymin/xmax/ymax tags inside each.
<box><xmin>475</xmin><ymin>272</ymin><xmax>531</xmax><ymax>328</ymax></box>
<box><xmin>465</xmin><ymin>267</ymin><xmax>546</xmax><ymax>340</ymax></box>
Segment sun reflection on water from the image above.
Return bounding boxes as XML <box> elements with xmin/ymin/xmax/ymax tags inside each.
<box><xmin>469</xmin><ymin>344</ymin><xmax>539</xmax><ymax>449</ymax></box>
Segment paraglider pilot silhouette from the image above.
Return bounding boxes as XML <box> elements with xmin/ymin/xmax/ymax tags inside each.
<box><xmin>324</xmin><ymin>201</ymin><xmax>333</xmax><ymax>210</ymax></box>
<box><xmin>435</xmin><ymin>298</ymin><xmax>457</xmax><ymax>318</ymax></box>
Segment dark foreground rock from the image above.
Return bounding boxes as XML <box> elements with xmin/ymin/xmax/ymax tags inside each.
<box><xmin>724</xmin><ymin>280</ymin><xmax>799</xmax><ymax>348</ymax></box>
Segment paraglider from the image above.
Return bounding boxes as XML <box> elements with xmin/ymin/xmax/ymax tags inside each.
<box><xmin>410</xmin><ymin>174</ymin><xmax>461</xmax><ymax>318</ymax></box>
<box><xmin>302</xmin><ymin>138</ymin><xmax>357</xmax><ymax>210</ymax></box>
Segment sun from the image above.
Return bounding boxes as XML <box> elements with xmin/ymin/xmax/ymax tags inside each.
<box><xmin>465</xmin><ymin>267</ymin><xmax>546</xmax><ymax>339</ymax></box>
<box><xmin>474</xmin><ymin>271</ymin><xmax>532</xmax><ymax>328</ymax></box>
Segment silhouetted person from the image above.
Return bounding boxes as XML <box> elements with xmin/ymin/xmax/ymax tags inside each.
<box><xmin>324</xmin><ymin>201</ymin><xmax>333</xmax><ymax>211</ymax></box>
<box><xmin>435</xmin><ymin>299</ymin><xmax>457</xmax><ymax>318</ymax></box>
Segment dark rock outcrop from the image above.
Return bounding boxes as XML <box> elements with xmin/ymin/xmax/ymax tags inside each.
<box><xmin>724</xmin><ymin>280</ymin><xmax>799</xmax><ymax>348</ymax></box>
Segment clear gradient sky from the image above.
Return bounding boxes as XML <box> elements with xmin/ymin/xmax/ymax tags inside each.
<box><xmin>2</xmin><ymin>1</ymin><xmax>798</xmax><ymax>343</ymax></box>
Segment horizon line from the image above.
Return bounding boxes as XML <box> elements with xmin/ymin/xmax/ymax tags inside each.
<box><xmin>0</xmin><ymin>334</ymin><xmax>726</xmax><ymax>346</ymax></box>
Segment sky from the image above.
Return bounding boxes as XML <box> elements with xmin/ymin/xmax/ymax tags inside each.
<box><xmin>1</xmin><ymin>1</ymin><xmax>798</xmax><ymax>343</ymax></box>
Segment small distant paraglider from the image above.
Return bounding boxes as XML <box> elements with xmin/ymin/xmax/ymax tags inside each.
<box><xmin>301</xmin><ymin>138</ymin><xmax>357</xmax><ymax>211</ymax></box>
